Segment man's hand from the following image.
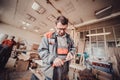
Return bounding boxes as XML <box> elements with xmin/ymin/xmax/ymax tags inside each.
<box><xmin>53</xmin><ymin>58</ymin><xmax>64</xmax><ymax>67</ymax></box>
<box><xmin>66</xmin><ymin>52</ymin><xmax>73</xmax><ymax>61</ymax></box>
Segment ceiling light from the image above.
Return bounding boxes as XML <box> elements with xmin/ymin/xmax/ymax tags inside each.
<box><xmin>86</xmin><ymin>32</ymin><xmax>111</xmax><ymax>36</ymax></box>
<box><xmin>35</xmin><ymin>29</ymin><xmax>39</xmax><ymax>32</ymax></box>
<box><xmin>23</xmin><ymin>27</ymin><xmax>27</xmax><ymax>29</ymax></box>
<box><xmin>22</xmin><ymin>21</ymin><xmax>30</xmax><ymax>26</ymax></box>
<box><xmin>95</xmin><ymin>5</ymin><xmax>112</xmax><ymax>18</ymax></box>
<box><xmin>32</xmin><ymin>2</ymin><xmax>46</xmax><ymax>14</ymax></box>
<box><xmin>47</xmin><ymin>15</ymin><xmax>56</xmax><ymax>22</ymax></box>
<box><xmin>95</xmin><ymin>6</ymin><xmax>112</xmax><ymax>15</ymax></box>
<box><xmin>22</xmin><ymin>21</ymin><xmax>26</xmax><ymax>25</ymax></box>
<box><xmin>26</xmin><ymin>23</ymin><xmax>30</xmax><ymax>26</ymax></box>
<box><xmin>32</xmin><ymin>2</ymin><xmax>40</xmax><ymax>10</ymax></box>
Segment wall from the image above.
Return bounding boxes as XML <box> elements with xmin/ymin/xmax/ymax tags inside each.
<box><xmin>0</xmin><ymin>23</ymin><xmax>41</xmax><ymax>49</ymax></box>
<box><xmin>74</xmin><ymin>16</ymin><xmax>120</xmax><ymax>58</ymax></box>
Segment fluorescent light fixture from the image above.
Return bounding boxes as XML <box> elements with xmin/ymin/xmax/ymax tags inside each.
<box><xmin>86</xmin><ymin>32</ymin><xmax>111</xmax><ymax>36</ymax></box>
<box><xmin>32</xmin><ymin>2</ymin><xmax>46</xmax><ymax>14</ymax></box>
<box><xmin>32</xmin><ymin>2</ymin><xmax>40</xmax><ymax>10</ymax></box>
<box><xmin>22</xmin><ymin>21</ymin><xmax>26</xmax><ymax>25</ymax></box>
<box><xmin>22</xmin><ymin>21</ymin><xmax>30</xmax><ymax>26</ymax></box>
<box><xmin>35</xmin><ymin>29</ymin><xmax>39</xmax><ymax>32</ymax></box>
<box><xmin>95</xmin><ymin>6</ymin><xmax>112</xmax><ymax>15</ymax></box>
<box><xmin>26</xmin><ymin>23</ymin><xmax>30</xmax><ymax>26</ymax></box>
<box><xmin>23</xmin><ymin>27</ymin><xmax>27</xmax><ymax>29</ymax></box>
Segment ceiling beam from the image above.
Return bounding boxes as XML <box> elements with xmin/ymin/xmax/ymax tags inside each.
<box><xmin>74</xmin><ymin>11</ymin><xmax>120</xmax><ymax>28</ymax></box>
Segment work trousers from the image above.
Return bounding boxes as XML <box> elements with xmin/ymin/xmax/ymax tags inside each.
<box><xmin>31</xmin><ymin>61</ymin><xmax>69</xmax><ymax>80</ymax></box>
<box><xmin>53</xmin><ymin>61</ymin><xmax>69</xmax><ymax>80</ymax></box>
<box><xmin>0</xmin><ymin>45</ymin><xmax>12</xmax><ymax>69</ymax></box>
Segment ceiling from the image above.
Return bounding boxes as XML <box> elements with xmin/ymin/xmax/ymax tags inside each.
<box><xmin>0</xmin><ymin>0</ymin><xmax>120</xmax><ymax>35</ymax></box>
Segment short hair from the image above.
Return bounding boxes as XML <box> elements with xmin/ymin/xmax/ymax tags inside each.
<box><xmin>55</xmin><ymin>16</ymin><xmax>68</xmax><ymax>25</ymax></box>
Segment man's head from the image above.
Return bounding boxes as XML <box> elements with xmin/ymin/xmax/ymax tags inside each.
<box><xmin>55</xmin><ymin>16</ymin><xmax>68</xmax><ymax>36</ymax></box>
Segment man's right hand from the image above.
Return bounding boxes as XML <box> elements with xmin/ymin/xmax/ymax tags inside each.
<box><xmin>53</xmin><ymin>58</ymin><xmax>64</xmax><ymax>67</ymax></box>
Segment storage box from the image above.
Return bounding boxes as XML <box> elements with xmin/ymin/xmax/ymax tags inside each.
<box><xmin>29</xmin><ymin>53</ymin><xmax>40</xmax><ymax>60</ymax></box>
<box><xmin>15</xmin><ymin>60</ymin><xmax>29</xmax><ymax>72</ymax></box>
<box><xmin>31</xmin><ymin>44</ymin><xmax>39</xmax><ymax>50</ymax></box>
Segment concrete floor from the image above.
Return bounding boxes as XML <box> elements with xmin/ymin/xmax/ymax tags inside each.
<box><xmin>0</xmin><ymin>57</ymin><xmax>32</xmax><ymax>80</ymax></box>
<box><xmin>0</xmin><ymin>57</ymin><xmax>97</xmax><ymax>80</ymax></box>
<box><xmin>9</xmin><ymin>70</ymin><xmax>32</xmax><ymax>80</ymax></box>
<box><xmin>0</xmin><ymin>68</ymin><xmax>32</xmax><ymax>80</ymax></box>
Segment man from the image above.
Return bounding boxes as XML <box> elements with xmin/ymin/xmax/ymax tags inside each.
<box><xmin>31</xmin><ymin>16</ymin><xmax>75</xmax><ymax>80</ymax></box>
<box><xmin>0</xmin><ymin>36</ymin><xmax>16</xmax><ymax>69</ymax></box>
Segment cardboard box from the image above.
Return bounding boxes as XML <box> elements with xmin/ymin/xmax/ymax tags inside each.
<box><xmin>15</xmin><ymin>60</ymin><xmax>29</xmax><ymax>72</ymax></box>
<box><xmin>29</xmin><ymin>53</ymin><xmax>40</xmax><ymax>60</ymax></box>
<box><xmin>31</xmin><ymin>44</ymin><xmax>39</xmax><ymax>50</ymax></box>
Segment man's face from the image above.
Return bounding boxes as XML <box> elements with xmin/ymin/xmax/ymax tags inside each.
<box><xmin>55</xmin><ymin>22</ymin><xmax>68</xmax><ymax>36</ymax></box>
